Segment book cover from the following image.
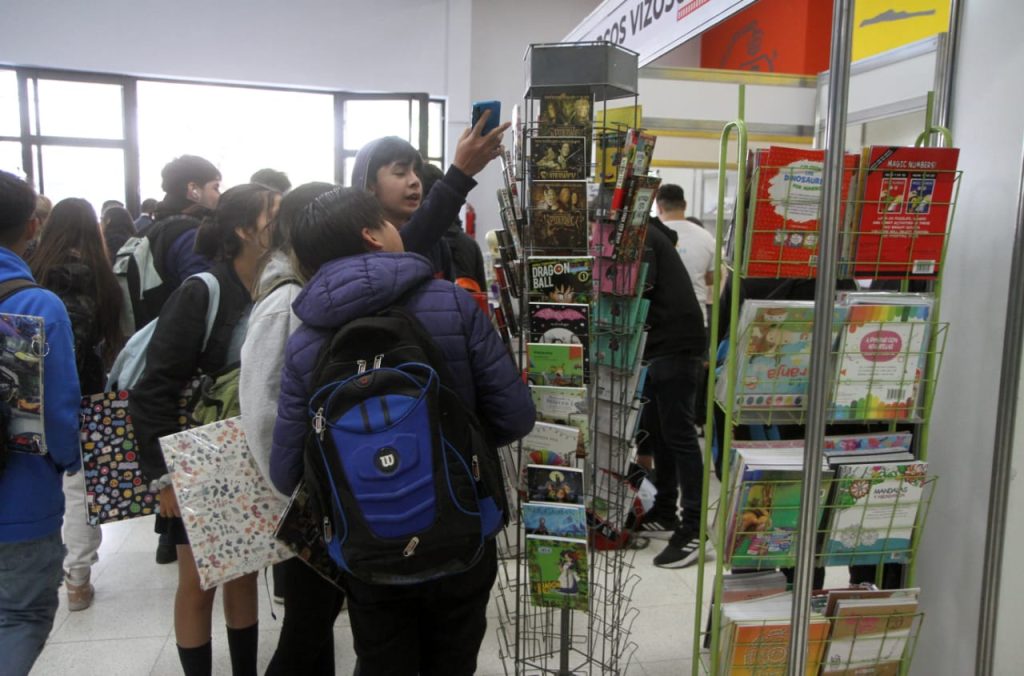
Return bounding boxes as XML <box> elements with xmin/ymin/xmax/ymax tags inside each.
<box><xmin>594</xmin><ymin>322</ymin><xmax>647</xmax><ymax>371</ymax></box>
<box><xmin>525</xmin><ymin>464</ymin><xmax>584</xmax><ymax>505</ymax></box>
<box><xmin>613</xmin><ymin>176</ymin><xmax>660</xmax><ymax>262</ymax></box>
<box><xmin>526</xmin><ymin>535</ymin><xmax>589</xmax><ymax>611</ymax></box>
<box><xmin>522</xmin><ymin>502</ymin><xmax>587</xmax><ymax>538</ymax></box>
<box><xmin>0</xmin><ymin>312</ymin><xmax>46</xmax><ymax>455</ymax></box>
<box><xmin>822</xmin><ymin>461</ymin><xmax>928</xmax><ymax>566</ymax></box>
<box><xmin>609</xmin><ymin>129</ymin><xmax>639</xmax><ymax>219</ymax></box>
<box><xmin>529</xmin><ymin>182</ymin><xmax>588</xmax><ymax>251</ymax></box>
<box><xmin>538</xmin><ymin>93</ymin><xmax>592</xmax><ymax>137</ymax></box>
<box><xmin>529</xmin><ymin>302</ymin><xmax>590</xmax><ymax>377</ymax></box>
<box><xmin>595</xmin><ymin>294</ymin><xmax>645</xmax><ymax>330</ymax></box>
<box><xmin>526</xmin><ymin>343</ymin><xmax>585</xmax><ymax>387</ymax></box>
<box><xmin>823</xmin><ymin>431</ymin><xmax>913</xmax><ymax>455</ymax></box>
<box><xmin>727</xmin><ymin>618</ymin><xmax>830</xmax><ymax>676</ymax></box>
<box><xmin>745</xmin><ymin>146</ymin><xmax>859</xmax><ymax>278</ymax></box>
<box><xmin>852</xmin><ymin>146</ymin><xmax>960</xmax><ymax>278</ymax></box>
<box><xmin>594</xmin><ymin>257</ymin><xmax>641</xmax><ymax>296</ymax></box>
<box><xmin>530</xmin><ymin>137</ymin><xmax>586</xmax><ymax>181</ymax></box>
<box><xmin>530</xmin><ymin>385</ymin><xmax>588</xmax><ymax>424</ymax></box>
<box><xmin>823</xmin><ymin>597</ymin><xmax>919</xmax><ymax>675</ymax></box>
<box><xmin>497</xmin><ymin>189</ymin><xmax>522</xmax><ymax>255</ymax></box>
<box><xmin>521</xmin><ymin>421</ymin><xmax>581</xmax><ymax>461</ymax></box>
<box><xmin>832</xmin><ymin>301</ymin><xmax>932</xmax><ymax>420</ymax></box>
<box><xmin>594</xmin><ymin>130</ymin><xmax>627</xmax><ymax>185</ymax></box>
<box><xmin>499</xmin><ymin>150</ymin><xmax>524</xmax><ymax>223</ymax></box>
<box><xmin>728</xmin><ymin>468</ymin><xmax>804</xmax><ymax>568</ymax></box>
<box><xmin>630</xmin><ymin>132</ymin><xmax>656</xmax><ymax>178</ymax></box>
<box><xmin>528</xmin><ymin>256</ymin><xmax>594</xmax><ymax>304</ymax></box>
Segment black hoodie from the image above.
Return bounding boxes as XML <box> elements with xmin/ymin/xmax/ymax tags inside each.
<box><xmin>642</xmin><ymin>218</ymin><xmax>707</xmax><ymax>359</ymax></box>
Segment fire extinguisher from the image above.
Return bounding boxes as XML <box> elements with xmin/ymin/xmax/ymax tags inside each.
<box><xmin>465</xmin><ymin>203</ymin><xmax>476</xmax><ymax>237</ymax></box>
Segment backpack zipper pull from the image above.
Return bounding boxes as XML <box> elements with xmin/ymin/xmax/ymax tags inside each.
<box><xmin>313</xmin><ymin>407</ymin><xmax>326</xmax><ymax>439</ymax></box>
<box><xmin>357</xmin><ymin>359</ymin><xmax>367</xmax><ymax>374</ymax></box>
<box><xmin>403</xmin><ymin>536</ymin><xmax>420</xmax><ymax>557</ymax></box>
<box><xmin>322</xmin><ymin>516</ymin><xmax>333</xmax><ymax>542</ymax></box>
<box><xmin>471</xmin><ymin>454</ymin><xmax>481</xmax><ymax>481</ymax></box>
<box><xmin>373</xmin><ymin>354</ymin><xmax>383</xmax><ymax>369</ymax></box>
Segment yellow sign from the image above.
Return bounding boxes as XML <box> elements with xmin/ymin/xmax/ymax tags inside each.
<box><xmin>852</xmin><ymin>0</ymin><xmax>950</xmax><ymax>62</ymax></box>
<box><xmin>595</xmin><ymin>104</ymin><xmax>643</xmax><ymax>131</ymax></box>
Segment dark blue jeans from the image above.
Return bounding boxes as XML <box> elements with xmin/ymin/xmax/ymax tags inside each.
<box><xmin>638</xmin><ymin>353</ymin><xmax>704</xmax><ymax>530</ymax></box>
<box><xmin>0</xmin><ymin>530</ymin><xmax>64</xmax><ymax>676</ymax></box>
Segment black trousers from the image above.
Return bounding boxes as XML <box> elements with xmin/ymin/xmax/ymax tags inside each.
<box><xmin>342</xmin><ymin>540</ymin><xmax>498</xmax><ymax>676</ymax></box>
<box><xmin>265</xmin><ymin>557</ymin><xmax>346</xmax><ymax>676</ymax></box>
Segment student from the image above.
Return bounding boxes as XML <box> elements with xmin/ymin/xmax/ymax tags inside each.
<box><xmin>238</xmin><ymin>181</ymin><xmax>344</xmax><ymax>675</ymax></box>
<box><xmin>100</xmin><ymin>205</ymin><xmax>138</xmax><ymax>261</ymax></box>
<box><xmin>129</xmin><ymin>184</ymin><xmax>280</xmax><ymax>676</ymax></box>
<box><xmin>0</xmin><ymin>171</ymin><xmax>82</xmax><ymax>676</ymax></box>
<box><xmin>250</xmin><ymin>168</ymin><xmax>292</xmax><ymax>194</ymax></box>
<box><xmin>28</xmin><ymin>197</ymin><xmax>125</xmax><ymax>612</ymax></box>
<box><xmin>350</xmin><ymin>110</ymin><xmax>508</xmax><ymax>280</ymax></box>
<box><xmin>134</xmin><ymin>197</ymin><xmax>159</xmax><ymax>234</ymax></box>
<box><xmin>270</xmin><ymin>187</ymin><xmax>535</xmax><ymax>676</ymax></box>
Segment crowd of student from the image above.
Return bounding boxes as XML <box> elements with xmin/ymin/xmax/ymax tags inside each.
<box><xmin>0</xmin><ymin>111</ymin><xmax>541</xmax><ymax>676</ymax></box>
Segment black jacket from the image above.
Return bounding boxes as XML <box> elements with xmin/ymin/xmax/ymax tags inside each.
<box><xmin>129</xmin><ymin>261</ymin><xmax>251</xmax><ymax>480</ymax></box>
<box><xmin>642</xmin><ymin>219</ymin><xmax>707</xmax><ymax>359</ymax></box>
<box><xmin>39</xmin><ymin>261</ymin><xmax>106</xmax><ymax>395</ymax></box>
<box><xmin>444</xmin><ymin>221</ymin><xmax>487</xmax><ymax>289</ymax></box>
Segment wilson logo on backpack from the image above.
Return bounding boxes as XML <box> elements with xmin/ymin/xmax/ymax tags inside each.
<box><xmin>304</xmin><ymin>308</ymin><xmax>507</xmax><ymax>585</ymax></box>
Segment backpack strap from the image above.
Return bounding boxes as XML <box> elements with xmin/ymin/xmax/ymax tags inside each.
<box><xmin>0</xmin><ymin>278</ymin><xmax>38</xmax><ymax>304</ymax></box>
<box><xmin>193</xmin><ymin>272</ymin><xmax>221</xmax><ymax>353</ymax></box>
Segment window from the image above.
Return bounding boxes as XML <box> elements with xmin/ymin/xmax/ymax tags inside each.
<box><xmin>0</xmin><ymin>66</ymin><xmax>447</xmax><ymax>216</ymax></box>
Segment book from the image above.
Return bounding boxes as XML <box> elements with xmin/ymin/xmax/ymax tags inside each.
<box><xmin>594</xmin><ymin>130</ymin><xmax>627</xmax><ymax>185</ymax></box>
<box><xmin>525</xmin><ymin>464</ymin><xmax>584</xmax><ymax>505</ymax></box>
<box><xmin>630</xmin><ymin>131</ymin><xmax>656</xmax><ymax>178</ymax></box>
<box><xmin>594</xmin><ymin>293</ymin><xmax>646</xmax><ymax>331</ymax></box>
<box><xmin>530</xmin><ymin>385</ymin><xmax>588</xmax><ymax>424</ymax></box>
<box><xmin>530</xmin><ymin>137</ymin><xmax>586</xmax><ymax>181</ymax></box>
<box><xmin>823</xmin><ymin>431</ymin><xmax>913</xmax><ymax>456</ymax></box>
<box><xmin>494</xmin><ymin>227</ymin><xmax>521</xmax><ymax>297</ymax></box>
<box><xmin>594</xmin><ymin>322</ymin><xmax>647</xmax><ymax>371</ymax></box>
<box><xmin>522</xmin><ymin>502</ymin><xmax>587</xmax><ymax>538</ymax></box>
<box><xmin>609</xmin><ymin>129</ymin><xmax>639</xmax><ymax>219</ymax></box>
<box><xmin>592</xmin><ymin>398</ymin><xmax>642</xmax><ymax>443</ymax></box>
<box><xmin>851</xmin><ymin>146</ymin><xmax>960</xmax><ymax>278</ymax></box>
<box><xmin>831</xmin><ymin>296</ymin><xmax>933</xmax><ymax>420</ymax></box>
<box><xmin>526</xmin><ymin>342</ymin><xmax>584</xmax><ymax>387</ymax></box>
<box><xmin>538</xmin><ymin>93</ymin><xmax>592</xmax><ymax>137</ymax></box>
<box><xmin>594</xmin><ymin>257</ymin><xmax>642</xmax><ymax>296</ymax></box>
<box><xmin>526</xmin><ymin>535</ymin><xmax>589</xmax><ymax>611</ymax></box>
<box><xmin>823</xmin><ymin>596</ymin><xmax>919</xmax><ymax>674</ymax></box>
<box><xmin>529</xmin><ymin>182</ymin><xmax>588</xmax><ymax>251</ymax></box>
<box><xmin>745</xmin><ymin>146</ymin><xmax>860</xmax><ymax>278</ymax></box>
<box><xmin>528</xmin><ymin>256</ymin><xmax>594</xmax><ymax>304</ymax></box>
<box><xmin>521</xmin><ymin>421</ymin><xmax>581</xmax><ymax>462</ymax></box>
<box><xmin>720</xmin><ymin>592</ymin><xmax>830</xmax><ymax>676</ymax></box>
<box><xmin>594</xmin><ymin>363</ymin><xmax>647</xmax><ymax>403</ymax></box>
<box><xmin>274</xmin><ymin>480</ymin><xmax>344</xmax><ymax>590</ymax></box>
<box><xmin>497</xmin><ymin>189</ymin><xmax>522</xmax><ymax>255</ymax></box>
<box><xmin>529</xmin><ymin>302</ymin><xmax>590</xmax><ymax>377</ymax></box>
<box><xmin>822</xmin><ymin>460</ymin><xmax>928</xmax><ymax>566</ymax></box>
<box><xmin>615</xmin><ymin>175</ymin><xmax>659</xmax><ymax>262</ymax></box>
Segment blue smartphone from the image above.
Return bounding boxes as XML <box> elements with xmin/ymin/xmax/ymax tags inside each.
<box><xmin>471</xmin><ymin>100</ymin><xmax>501</xmax><ymax>136</ymax></box>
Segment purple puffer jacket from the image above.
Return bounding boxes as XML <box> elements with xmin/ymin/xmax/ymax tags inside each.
<box><xmin>270</xmin><ymin>251</ymin><xmax>535</xmax><ymax>495</ymax></box>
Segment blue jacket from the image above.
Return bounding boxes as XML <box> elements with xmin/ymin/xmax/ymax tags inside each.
<box><xmin>0</xmin><ymin>247</ymin><xmax>82</xmax><ymax>543</ymax></box>
<box><xmin>270</xmin><ymin>252</ymin><xmax>535</xmax><ymax>495</ymax></box>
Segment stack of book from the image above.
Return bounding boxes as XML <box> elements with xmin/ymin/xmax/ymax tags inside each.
<box><xmin>718</xmin><ymin>592</ymin><xmax>830</xmax><ymax>675</ymax></box>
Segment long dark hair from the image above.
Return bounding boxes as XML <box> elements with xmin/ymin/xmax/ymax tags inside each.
<box><xmin>194</xmin><ymin>184</ymin><xmax>278</xmax><ymax>262</ymax></box>
<box><xmin>28</xmin><ymin>198</ymin><xmax>124</xmax><ymax>363</ymax></box>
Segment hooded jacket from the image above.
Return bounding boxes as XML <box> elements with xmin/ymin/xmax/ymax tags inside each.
<box><xmin>0</xmin><ymin>247</ymin><xmax>82</xmax><ymax>543</ymax></box>
<box><xmin>270</xmin><ymin>252</ymin><xmax>535</xmax><ymax>496</ymax></box>
<box><xmin>238</xmin><ymin>251</ymin><xmax>302</xmax><ymax>493</ymax></box>
<box><xmin>350</xmin><ymin>139</ymin><xmax>473</xmax><ymax>279</ymax></box>
<box><xmin>642</xmin><ymin>219</ymin><xmax>707</xmax><ymax>359</ymax></box>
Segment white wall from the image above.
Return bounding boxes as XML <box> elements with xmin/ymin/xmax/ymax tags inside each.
<box><xmin>913</xmin><ymin>1</ymin><xmax>1024</xmax><ymax>674</ymax></box>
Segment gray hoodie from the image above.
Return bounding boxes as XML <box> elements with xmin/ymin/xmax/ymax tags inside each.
<box><xmin>238</xmin><ymin>251</ymin><xmax>302</xmax><ymax>495</ymax></box>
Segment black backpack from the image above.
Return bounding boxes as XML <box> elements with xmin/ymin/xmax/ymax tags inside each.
<box><xmin>0</xmin><ymin>278</ymin><xmax>39</xmax><ymax>479</ymax></box>
<box><xmin>304</xmin><ymin>302</ymin><xmax>508</xmax><ymax>585</ymax></box>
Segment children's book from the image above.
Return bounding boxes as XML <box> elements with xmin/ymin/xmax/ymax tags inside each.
<box><xmin>0</xmin><ymin>311</ymin><xmax>46</xmax><ymax>455</ymax></box>
<box><xmin>823</xmin><ymin>596</ymin><xmax>919</xmax><ymax>675</ymax></box>
<box><xmin>528</xmin><ymin>256</ymin><xmax>594</xmax><ymax>304</ymax></box>
<box><xmin>530</xmin><ymin>385</ymin><xmax>588</xmax><ymax>424</ymax></box>
<box><xmin>529</xmin><ymin>182</ymin><xmax>588</xmax><ymax>251</ymax></box>
<box><xmin>526</xmin><ymin>343</ymin><xmax>585</xmax><ymax>387</ymax></box>
<box><xmin>529</xmin><ymin>302</ymin><xmax>590</xmax><ymax>377</ymax></box>
<box><xmin>526</xmin><ymin>535</ymin><xmax>589</xmax><ymax>611</ymax></box>
<box><xmin>822</xmin><ymin>460</ymin><xmax>928</xmax><ymax>566</ymax></box>
<box><xmin>720</xmin><ymin>592</ymin><xmax>830</xmax><ymax>676</ymax></box>
<box><xmin>538</xmin><ymin>93</ymin><xmax>592</xmax><ymax>137</ymax></box>
<box><xmin>744</xmin><ymin>146</ymin><xmax>860</xmax><ymax>278</ymax></box>
<box><xmin>823</xmin><ymin>431</ymin><xmax>913</xmax><ymax>456</ymax></box>
<box><xmin>851</xmin><ymin>146</ymin><xmax>960</xmax><ymax>278</ymax></box>
<box><xmin>831</xmin><ymin>296</ymin><xmax>932</xmax><ymax>420</ymax></box>
<box><xmin>521</xmin><ymin>421</ymin><xmax>581</xmax><ymax>462</ymax></box>
<box><xmin>594</xmin><ymin>257</ymin><xmax>642</xmax><ymax>296</ymax></box>
<box><xmin>161</xmin><ymin>417</ymin><xmax>293</xmax><ymax>590</ymax></box>
<box><xmin>526</xmin><ymin>464</ymin><xmax>584</xmax><ymax>505</ymax></box>
<box><xmin>530</xmin><ymin>137</ymin><xmax>586</xmax><ymax>181</ymax></box>
<box><xmin>522</xmin><ymin>502</ymin><xmax>587</xmax><ymax>538</ymax></box>
<box><xmin>275</xmin><ymin>480</ymin><xmax>344</xmax><ymax>590</ymax></box>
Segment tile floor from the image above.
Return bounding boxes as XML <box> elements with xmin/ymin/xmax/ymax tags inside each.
<box><xmin>34</xmin><ymin>510</ymin><xmax>720</xmax><ymax>675</ymax></box>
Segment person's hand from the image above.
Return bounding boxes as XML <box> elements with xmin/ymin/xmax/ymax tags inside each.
<box><xmin>158</xmin><ymin>486</ymin><xmax>181</xmax><ymax>518</ymax></box>
<box><xmin>453</xmin><ymin>109</ymin><xmax>512</xmax><ymax>177</ymax></box>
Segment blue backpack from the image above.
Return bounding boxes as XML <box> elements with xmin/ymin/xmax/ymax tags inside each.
<box><xmin>304</xmin><ymin>304</ymin><xmax>507</xmax><ymax>585</ymax></box>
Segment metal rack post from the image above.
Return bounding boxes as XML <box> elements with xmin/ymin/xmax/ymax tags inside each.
<box><xmin>786</xmin><ymin>1</ymin><xmax>854</xmax><ymax>675</ymax></box>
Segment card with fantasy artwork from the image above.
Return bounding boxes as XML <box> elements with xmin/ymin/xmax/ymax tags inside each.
<box><xmin>538</xmin><ymin>93</ymin><xmax>592</xmax><ymax>137</ymax></box>
<box><xmin>529</xmin><ymin>182</ymin><xmax>588</xmax><ymax>252</ymax></box>
<box><xmin>525</xmin><ymin>463</ymin><xmax>584</xmax><ymax>505</ymax></box>
<box><xmin>526</xmin><ymin>535</ymin><xmax>589</xmax><ymax>611</ymax></box>
<box><xmin>531</xmin><ymin>137</ymin><xmax>586</xmax><ymax>181</ymax></box>
<box><xmin>522</xmin><ymin>502</ymin><xmax>587</xmax><ymax>538</ymax></box>
<box><xmin>526</xmin><ymin>342</ymin><xmax>585</xmax><ymax>387</ymax></box>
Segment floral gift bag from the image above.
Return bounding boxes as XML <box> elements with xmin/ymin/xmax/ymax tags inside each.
<box><xmin>160</xmin><ymin>416</ymin><xmax>292</xmax><ymax>590</ymax></box>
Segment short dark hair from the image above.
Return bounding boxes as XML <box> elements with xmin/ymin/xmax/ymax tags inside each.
<box><xmin>291</xmin><ymin>187</ymin><xmax>385</xmax><ymax>279</ymax></box>
<box><xmin>194</xmin><ymin>184</ymin><xmax>277</xmax><ymax>262</ymax></box>
<box><xmin>272</xmin><ymin>181</ymin><xmax>336</xmax><ymax>254</ymax></box>
<box><xmin>101</xmin><ymin>199</ymin><xmax>125</xmax><ymax>215</ymax></box>
<box><xmin>160</xmin><ymin>155</ymin><xmax>221</xmax><ymax>199</ymax></box>
<box><xmin>251</xmin><ymin>168</ymin><xmax>292</xmax><ymax>194</ymax></box>
<box><xmin>140</xmin><ymin>198</ymin><xmax>159</xmax><ymax>213</ymax></box>
<box><xmin>419</xmin><ymin>163</ymin><xmax>445</xmax><ymax>199</ymax></box>
<box><xmin>0</xmin><ymin>170</ymin><xmax>38</xmax><ymax>246</ymax></box>
<box><xmin>656</xmin><ymin>184</ymin><xmax>687</xmax><ymax>212</ymax></box>
<box><xmin>364</xmin><ymin>137</ymin><xmax>423</xmax><ymax>188</ymax></box>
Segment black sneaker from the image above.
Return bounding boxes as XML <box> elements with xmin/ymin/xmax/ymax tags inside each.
<box><xmin>653</xmin><ymin>528</ymin><xmax>711</xmax><ymax>568</ymax></box>
<box><xmin>627</xmin><ymin>514</ymin><xmax>680</xmax><ymax>540</ymax></box>
<box><xmin>155</xmin><ymin>542</ymin><xmax>177</xmax><ymax>565</ymax></box>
